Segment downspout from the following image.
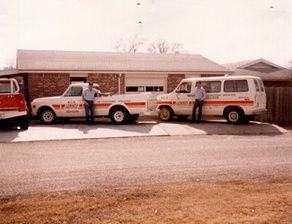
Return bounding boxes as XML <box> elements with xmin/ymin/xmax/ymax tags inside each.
<box><xmin>118</xmin><ymin>73</ymin><xmax>121</xmax><ymax>94</ymax></box>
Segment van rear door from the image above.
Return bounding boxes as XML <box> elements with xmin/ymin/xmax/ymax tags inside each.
<box><xmin>253</xmin><ymin>78</ymin><xmax>266</xmax><ymax>110</ymax></box>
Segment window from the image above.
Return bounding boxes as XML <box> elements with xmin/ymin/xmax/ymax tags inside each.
<box><xmin>224</xmin><ymin>80</ymin><xmax>248</xmax><ymax>92</ymax></box>
<box><xmin>0</xmin><ymin>83</ymin><xmax>11</xmax><ymax>93</ymax></box>
<box><xmin>176</xmin><ymin>82</ymin><xmax>192</xmax><ymax>93</ymax></box>
<box><xmin>126</xmin><ymin>86</ymin><xmax>164</xmax><ymax>92</ymax></box>
<box><xmin>70</xmin><ymin>77</ymin><xmax>86</xmax><ymax>83</ymax></box>
<box><xmin>258</xmin><ymin>79</ymin><xmax>265</xmax><ymax>92</ymax></box>
<box><xmin>253</xmin><ymin>79</ymin><xmax>260</xmax><ymax>92</ymax></box>
<box><xmin>64</xmin><ymin>86</ymin><xmax>83</xmax><ymax>96</ymax></box>
<box><xmin>146</xmin><ymin>86</ymin><xmax>164</xmax><ymax>92</ymax></box>
<box><xmin>126</xmin><ymin>86</ymin><xmax>144</xmax><ymax>92</ymax></box>
<box><xmin>201</xmin><ymin>81</ymin><xmax>221</xmax><ymax>93</ymax></box>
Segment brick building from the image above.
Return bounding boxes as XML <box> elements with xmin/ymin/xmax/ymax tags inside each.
<box><xmin>1</xmin><ymin>49</ymin><xmax>232</xmax><ymax>103</ymax></box>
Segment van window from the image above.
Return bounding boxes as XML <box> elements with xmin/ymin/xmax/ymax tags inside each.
<box><xmin>253</xmin><ymin>79</ymin><xmax>260</xmax><ymax>92</ymax></box>
<box><xmin>258</xmin><ymin>79</ymin><xmax>265</xmax><ymax>92</ymax></box>
<box><xmin>224</xmin><ymin>80</ymin><xmax>248</xmax><ymax>92</ymax></box>
<box><xmin>201</xmin><ymin>81</ymin><xmax>221</xmax><ymax>93</ymax></box>
<box><xmin>176</xmin><ymin>82</ymin><xmax>192</xmax><ymax>93</ymax></box>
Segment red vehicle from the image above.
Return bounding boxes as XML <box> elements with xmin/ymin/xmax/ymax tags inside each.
<box><xmin>0</xmin><ymin>78</ymin><xmax>29</xmax><ymax>130</ymax></box>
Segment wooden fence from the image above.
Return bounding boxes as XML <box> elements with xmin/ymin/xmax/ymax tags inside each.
<box><xmin>256</xmin><ymin>87</ymin><xmax>292</xmax><ymax>125</ymax></box>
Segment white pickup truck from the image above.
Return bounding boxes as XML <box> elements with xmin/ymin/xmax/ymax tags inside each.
<box><xmin>31</xmin><ymin>82</ymin><xmax>157</xmax><ymax>125</ymax></box>
<box><xmin>0</xmin><ymin>78</ymin><xmax>29</xmax><ymax>129</ymax></box>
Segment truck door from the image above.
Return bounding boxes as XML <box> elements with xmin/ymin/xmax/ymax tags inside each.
<box><xmin>61</xmin><ymin>86</ymin><xmax>85</xmax><ymax>117</ymax></box>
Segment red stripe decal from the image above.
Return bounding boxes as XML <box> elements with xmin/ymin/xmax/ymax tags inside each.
<box><xmin>125</xmin><ymin>102</ymin><xmax>146</xmax><ymax>107</ymax></box>
<box><xmin>52</xmin><ymin>104</ymin><xmax>61</xmax><ymax>109</ymax></box>
<box><xmin>157</xmin><ymin>100</ymin><xmax>254</xmax><ymax>106</ymax></box>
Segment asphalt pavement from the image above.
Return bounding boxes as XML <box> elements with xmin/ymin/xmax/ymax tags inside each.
<box><xmin>0</xmin><ymin>116</ymin><xmax>290</xmax><ymax>143</ymax></box>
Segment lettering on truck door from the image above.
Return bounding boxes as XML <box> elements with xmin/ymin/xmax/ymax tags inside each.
<box><xmin>61</xmin><ymin>86</ymin><xmax>85</xmax><ymax>117</ymax></box>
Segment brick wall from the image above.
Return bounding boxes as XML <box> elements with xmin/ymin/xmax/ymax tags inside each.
<box><xmin>28</xmin><ymin>73</ymin><xmax>70</xmax><ymax>102</ymax></box>
<box><xmin>167</xmin><ymin>74</ymin><xmax>185</xmax><ymax>93</ymax></box>
<box><xmin>88</xmin><ymin>73</ymin><xmax>125</xmax><ymax>94</ymax></box>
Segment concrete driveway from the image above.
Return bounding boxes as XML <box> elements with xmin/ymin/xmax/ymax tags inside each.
<box><xmin>0</xmin><ymin>116</ymin><xmax>289</xmax><ymax>143</ymax></box>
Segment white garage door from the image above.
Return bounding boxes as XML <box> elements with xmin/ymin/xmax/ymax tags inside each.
<box><xmin>125</xmin><ymin>76</ymin><xmax>166</xmax><ymax>94</ymax></box>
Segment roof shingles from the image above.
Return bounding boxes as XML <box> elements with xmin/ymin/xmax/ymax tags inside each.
<box><xmin>17</xmin><ymin>50</ymin><xmax>231</xmax><ymax>73</ymax></box>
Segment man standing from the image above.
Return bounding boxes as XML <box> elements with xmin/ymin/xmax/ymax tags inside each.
<box><xmin>188</xmin><ymin>81</ymin><xmax>206</xmax><ymax>123</ymax></box>
<box><xmin>82</xmin><ymin>82</ymin><xmax>100</xmax><ymax>125</ymax></box>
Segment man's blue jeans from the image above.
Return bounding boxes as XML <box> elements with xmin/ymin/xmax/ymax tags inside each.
<box><xmin>192</xmin><ymin>100</ymin><xmax>203</xmax><ymax>122</ymax></box>
<box><xmin>84</xmin><ymin>101</ymin><xmax>94</xmax><ymax>124</ymax></box>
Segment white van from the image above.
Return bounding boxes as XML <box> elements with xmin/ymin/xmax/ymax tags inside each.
<box><xmin>156</xmin><ymin>76</ymin><xmax>267</xmax><ymax>124</ymax></box>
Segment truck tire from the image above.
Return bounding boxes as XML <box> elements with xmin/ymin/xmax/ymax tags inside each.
<box><xmin>110</xmin><ymin>107</ymin><xmax>129</xmax><ymax>125</ymax></box>
<box><xmin>18</xmin><ymin>115</ymin><xmax>29</xmax><ymax>130</ymax></box>
<box><xmin>225</xmin><ymin>109</ymin><xmax>243</xmax><ymax>124</ymax></box>
<box><xmin>40</xmin><ymin>109</ymin><xmax>56</xmax><ymax>124</ymax></box>
<box><xmin>158</xmin><ymin>107</ymin><xmax>174</xmax><ymax>121</ymax></box>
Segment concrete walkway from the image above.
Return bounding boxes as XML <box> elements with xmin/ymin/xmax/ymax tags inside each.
<box><xmin>0</xmin><ymin>116</ymin><xmax>289</xmax><ymax>143</ymax></box>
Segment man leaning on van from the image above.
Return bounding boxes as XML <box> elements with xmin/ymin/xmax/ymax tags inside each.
<box><xmin>188</xmin><ymin>81</ymin><xmax>206</xmax><ymax>123</ymax></box>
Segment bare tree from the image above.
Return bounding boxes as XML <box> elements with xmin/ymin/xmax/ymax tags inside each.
<box><xmin>148</xmin><ymin>41</ymin><xmax>185</xmax><ymax>54</ymax></box>
<box><xmin>1</xmin><ymin>58</ymin><xmax>16</xmax><ymax>70</ymax></box>
<box><xmin>114</xmin><ymin>36</ymin><xmax>188</xmax><ymax>54</ymax></box>
<box><xmin>115</xmin><ymin>35</ymin><xmax>144</xmax><ymax>53</ymax></box>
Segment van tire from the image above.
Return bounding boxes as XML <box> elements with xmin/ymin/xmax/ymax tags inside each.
<box><xmin>225</xmin><ymin>109</ymin><xmax>243</xmax><ymax>124</ymax></box>
<box><xmin>159</xmin><ymin>107</ymin><xmax>174</xmax><ymax>121</ymax></box>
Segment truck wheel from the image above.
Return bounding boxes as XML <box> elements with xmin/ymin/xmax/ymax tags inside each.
<box><xmin>40</xmin><ymin>109</ymin><xmax>56</xmax><ymax>124</ymax></box>
<box><xmin>226</xmin><ymin>109</ymin><xmax>242</xmax><ymax>124</ymax></box>
<box><xmin>18</xmin><ymin>115</ymin><xmax>29</xmax><ymax>130</ymax></box>
<box><xmin>110</xmin><ymin>107</ymin><xmax>129</xmax><ymax>125</ymax></box>
<box><xmin>159</xmin><ymin>107</ymin><xmax>173</xmax><ymax>121</ymax></box>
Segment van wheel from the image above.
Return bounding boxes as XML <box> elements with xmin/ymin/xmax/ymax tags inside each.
<box><xmin>226</xmin><ymin>109</ymin><xmax>242</xmax><ymax>124</ymax></box>
<box><xmin>110</xmin><ymin>107</ymin><xmax>129</xmax><ymax>125</ymax></box>
<box><xmin>159</xmin><ymin>107</ymin><xmax>173</xmax><ymax>121</ymax></box>
<box><xmin>40</xmin><ymin>109</ymin><xmax>56</xmax><ymax>124</ymax></box>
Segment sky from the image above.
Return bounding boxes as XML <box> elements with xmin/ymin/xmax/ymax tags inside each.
<box><xmin>0</xmin><ymin>0</ymin><xmax>292</xmax><ymax>69</ymax></box>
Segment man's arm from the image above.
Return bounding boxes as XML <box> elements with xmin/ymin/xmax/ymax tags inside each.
<box><xmin>94</xmin><ymin>89</ymin><xmax>101</xmax><ymax>97</ymax></box>
<box><xmin>187</xmin><ymin>88</ymin><xmax>196</xmax><ymax>97</ymax></box>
